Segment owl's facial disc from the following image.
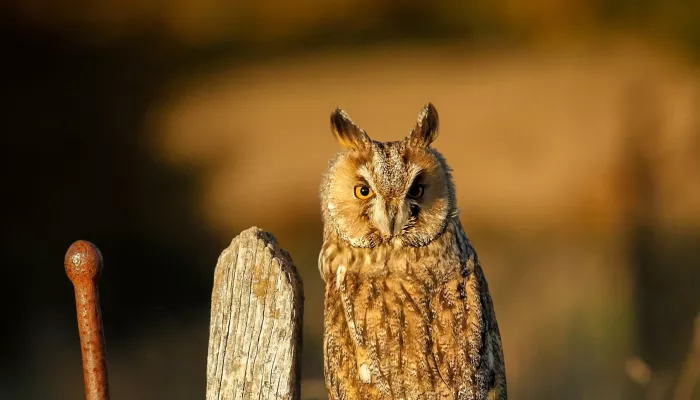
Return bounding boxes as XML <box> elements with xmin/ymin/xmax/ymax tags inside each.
<box><xmin>323</xmin><ymin>142</ymin><xmax>453</xmax><ymax>248</ymax></box>
<box><xmin>322</xmin><ymin>103</ymin><xmax>455</xmax><ymax>248</ymax></box>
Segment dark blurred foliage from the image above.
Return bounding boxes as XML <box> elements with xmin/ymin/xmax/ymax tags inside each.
<box><xmin>0</xmin><ymin>19</ymin><xmax>224</xmax><ymax>398</ymax></box>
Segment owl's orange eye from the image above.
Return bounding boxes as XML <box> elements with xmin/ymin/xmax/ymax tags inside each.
<box><xmin>407</xmin><ymin>184</ymin><xmax>424</xmax><ymax>199</ymax></box>
<box><xmin>354</xmin><ymin>185</ymin><xmax>374</xmax><ymax>199</ymax></box>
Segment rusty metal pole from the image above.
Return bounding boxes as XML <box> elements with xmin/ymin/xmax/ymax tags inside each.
<box><xmin>65</xmin><ymin>240</ymin><xmax>110</xmax><ymax>400</ymax></box>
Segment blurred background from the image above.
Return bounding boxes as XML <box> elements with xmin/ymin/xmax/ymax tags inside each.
<box><xmin>2</xmin><ymin>0</ymin><xmax>700</xmax><ymax>399</ymax></box>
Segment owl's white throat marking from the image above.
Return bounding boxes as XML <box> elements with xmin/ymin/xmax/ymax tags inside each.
<box><xmin>359</xmin><ymin>363</ymin><xmax>372</xmax><ymax>383</ymax></box>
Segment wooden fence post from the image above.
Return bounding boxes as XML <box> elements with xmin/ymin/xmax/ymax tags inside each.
<box><xmin>206</xmin><ymin>227</ymin><xmax>304</xmax><ymax>400</ymax></box>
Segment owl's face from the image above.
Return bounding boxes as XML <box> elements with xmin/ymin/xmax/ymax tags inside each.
<box><xmin>321</xmin><ymin>104</ymin><xmax>456</xmax><ymax>248</ymax></box>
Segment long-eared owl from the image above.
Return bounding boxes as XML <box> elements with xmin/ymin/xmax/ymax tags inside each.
<box><xmin>319</xmin><ymin>104</ymin><xmax>507</xmax><ymax>400</ymax></box>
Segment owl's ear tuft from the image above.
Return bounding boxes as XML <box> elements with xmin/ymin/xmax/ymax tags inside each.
<box><xmin>405</xmin><ymin>103</ymin><xmax>439</xmax><ymax>148</ymax></box>
<box><xmin>331</xmin><ymin>108</ymin><xmax>371</xmax><ymax>150</ymax></box>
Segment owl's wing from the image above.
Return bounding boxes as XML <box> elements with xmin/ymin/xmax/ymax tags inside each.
<box><xmin>430</xmin><ymin>257</ymin><xmax>507</xmax><ymax>399</ymax></box>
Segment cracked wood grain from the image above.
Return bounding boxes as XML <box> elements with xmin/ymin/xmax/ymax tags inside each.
<box><xmin>207</xmin><ymin>227</ymin><xmax>304</xmax><ymax>400</ymax></box>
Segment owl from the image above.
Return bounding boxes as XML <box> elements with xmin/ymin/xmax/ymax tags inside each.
<box><xmin>319</xmin><ymin>104</ymin><xmax>507</xmax><ymax>400</ymax></box>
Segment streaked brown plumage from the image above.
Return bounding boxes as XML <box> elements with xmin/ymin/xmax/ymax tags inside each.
<box><xmin>319</xmin><ymin>104</ymin><xmax>507</xmax><ymax>400</ymax></box>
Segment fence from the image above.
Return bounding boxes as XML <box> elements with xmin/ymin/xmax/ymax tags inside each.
<box><xmin>64</xmin><ymin>227</ymin><xmax>305</xmax><ymax>400</ymax></box>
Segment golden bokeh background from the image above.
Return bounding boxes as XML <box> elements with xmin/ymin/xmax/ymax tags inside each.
<box><xmin>2</xmin><ymin>1</ymin><xmax>700</xmax><ymax>399</ymax></box>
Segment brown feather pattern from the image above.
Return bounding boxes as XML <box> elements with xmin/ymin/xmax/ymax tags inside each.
<box><xmin>320</xmin><ymin>104</ymin><xmax>507</xmax><ymax>400</ymax></box>
<box><xmin>321</xmin><ymin>219</ymin><xmax>507</xmax><ymax>400</ymax></box>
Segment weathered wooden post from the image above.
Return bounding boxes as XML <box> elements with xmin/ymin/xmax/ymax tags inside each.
<box><xmin>206</xmin><ymin>227</ymin><xmax>304</xmax><ymax>400</ymax></box>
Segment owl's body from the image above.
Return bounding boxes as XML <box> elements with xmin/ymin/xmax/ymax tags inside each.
<box><xmin>320</xmin><ymin>105</ymin><xmax>506</xmax><ymax>400</ymax></box>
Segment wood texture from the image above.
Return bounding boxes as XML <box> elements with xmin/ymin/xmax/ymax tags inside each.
<box><xmin>207</xmin><ymin>227</ymin><xmax>304</xmax><ymax>400</ymax></box>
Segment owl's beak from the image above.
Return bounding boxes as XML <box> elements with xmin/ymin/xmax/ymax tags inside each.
<box><xmin>390</xmin><ymin>210</ymin><xmax>406</xmax><ymax>236</ymax></box>
<box><xmin>376</xmin><ymin>211</ymin><xmax>395</xmax><ymax>239</ymax></box>
<box><xmin>376</xmin><ymin>200</ymin><xmax>407</xmax><ymax>238</ymax></box>
<box><xmin>388</xmin><ymin>213</ymin><xmax>397</xmax><ymax>236</ymax></box>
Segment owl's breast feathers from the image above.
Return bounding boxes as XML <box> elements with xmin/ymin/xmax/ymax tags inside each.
<box><xmin>321</xmin><ymin>219</ymin><xmax>507</xmax><ymax>400</ymax></box>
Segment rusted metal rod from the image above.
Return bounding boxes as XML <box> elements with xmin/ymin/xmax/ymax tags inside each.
<box><xmin>65</xmin><ymin>240</ymin><xmax>110</xmax><ymax>400</ymax></box>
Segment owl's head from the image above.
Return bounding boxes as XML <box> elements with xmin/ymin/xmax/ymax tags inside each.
<box><xmin>320</xmin><ymin>103</ymin><xmax>457</xmax><ymax>248</ymax></box>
